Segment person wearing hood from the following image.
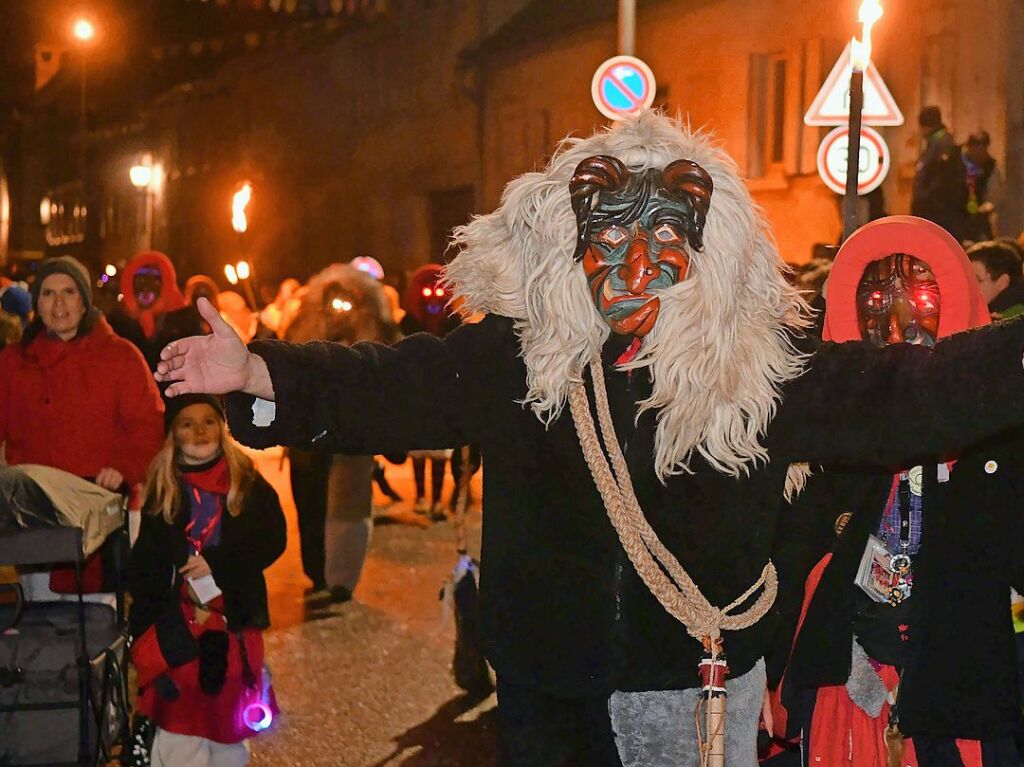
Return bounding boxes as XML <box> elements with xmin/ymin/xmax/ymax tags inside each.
<box><xmin>775</xmin><ymin>217</ymin><xmax>1024</xmax><ymax>767</ymax></box>
<box><xmin>156</xmin><ymin>116</ymin><xmax>1024</xmax><ymax>766</ymax></box>
<box><xmin>0</xmin><ymin>256</ymin><xmax>164</xmax><ymax>594</ymax></box>
<box><xmin>399</xmin><ymin>263</ymin><xmax>460</xmax><ymax>518</ymax></box>
<box><xmin>111</xmin><ymin>251</ymin><xmax>204</xmax><ymax>371</ymax></box>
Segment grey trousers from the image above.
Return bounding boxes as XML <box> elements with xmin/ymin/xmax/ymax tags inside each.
<box><xmin>324</xmin><ymin>454</ymin><xmax>374</xmax><ymax>592</ymax></box>
<box><xmin>610</xmin><ymin>657</ymin><xmax>765</xmax><ymax>767</ymax></box>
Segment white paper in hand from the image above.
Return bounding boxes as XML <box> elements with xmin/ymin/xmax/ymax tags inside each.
<box><xmin>188</xmin><ymin>574</ymin><xmax>223</xmax><ymax>605</ymax></box>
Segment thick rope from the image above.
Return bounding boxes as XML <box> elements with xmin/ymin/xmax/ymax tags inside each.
<box><xmin>568</xmin><ymin>358</ymin><xmax>777</xmax><ymax>642</ymax></box>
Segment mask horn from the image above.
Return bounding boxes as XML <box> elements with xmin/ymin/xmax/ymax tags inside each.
<box><xmin>569</xmin><ymin>155</ymin><xmax>629</xmax><ymax>262</ymax></box>
<box><xmin>662</xmin><ymin>160</ymin><xmax>714</xmax><ymax>252</ymax></box>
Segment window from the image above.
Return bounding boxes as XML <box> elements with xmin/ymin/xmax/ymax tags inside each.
<box><xmin>747</xmin><ymin>53</ymin><xmax>789</xmax><ymax>179</ymax></box>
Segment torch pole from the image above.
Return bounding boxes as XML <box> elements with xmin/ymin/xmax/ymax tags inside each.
<box><xmin>842</xmin><ymin>68</ymin><xmax>865</xmax><ymax>242</ymax></box>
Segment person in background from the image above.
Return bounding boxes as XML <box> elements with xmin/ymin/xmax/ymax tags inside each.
<box><xmin>0</xmin><ymin>256</ymin><xmax>164</xmax><ymax>596</ymax></box>
<box><xmin>911</xmin><ymin>106</ymin><xmax>968</xmax><ymax>241</ymax></box>
<box><xmin>111</xmin><ymin>251</ymin><xmax>204</xmax><ymax>371</ymax></box>
<box><xmin>400</xmin><ymin>264</ymin><xmax>460</xmax><ymax>519</ymax></box>
<box><xmin>967</xmin><ymin>239</ymin><xmax>1024</xmax><ymax>319</ymax></box>
<box><xmin>129</xmin><ymin>394</ymin><xmax>285</xmax><ymax>767</ymax></box>
<box><xmin>257</xmin><ymin>278</ymin><xmax>302</xmax><ymax>340</ymax></box>
<box><xmin>1</xmin><ymin>284</ymin><xmax>32</xmax><ymax>331</ymax></box>
<box><xmin>962</xmin><ymin>130</ymin><xmax>1004</xmax><ymax>242</ymax></box>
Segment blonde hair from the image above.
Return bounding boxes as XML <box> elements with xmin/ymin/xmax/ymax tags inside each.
<box><xmin>143</xmin><ymin>412</ymin><xmax>256</xmax><ymax>524</ymax></box>
<box><xmin>446</xmin><ymin>112</ymin><xmax>811</xmax><ymax>480</ymax></box>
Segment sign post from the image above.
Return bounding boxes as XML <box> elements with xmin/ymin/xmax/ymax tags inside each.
<box><xmin>817</xmin><ymin>126</ymin><xmax>890</xmax><ymax>197</ymax></box>
<box><xmin>591</xmin><ymin>55</ymin><xmax>656</xmax><ymax>121</ymax></box>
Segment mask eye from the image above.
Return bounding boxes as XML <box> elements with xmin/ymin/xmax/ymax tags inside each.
<box><xmin>434</xmin><ymin>288</ymin><xmax>445</xmax><ymax>297</ymax></box>
<box><xmin>653</xmin><ymin>223</ymin><xmax>682</xmax><ymax>244</ymax></box>
<box><xmin>597</xmin><ymin>226</ymin><xmax>628</xmax><ymax>248</ymax></box>
<box><xmin>909</xmin><ymin>289</ymin><xmax>938</xmax><ymax>314</ymax></box>
<box><xmin>865</xmin><ymin>290</ymin><xmax>888</xmax><ymax>313</ymax></box>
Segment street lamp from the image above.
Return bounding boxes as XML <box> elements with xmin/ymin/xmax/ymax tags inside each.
<box><xmin>72</xmin><ymin>17</ymin><xmax>95</xmax><ymax>183</ymax></box>
<box><xmin>842</xmin><ymin>0</ymin><xmax>883</xmax><ymax>241</ymax></box>
<box><xmin>129</xmin><ymin>155</ymin><xmax>155</xmax><ymax>249</ymax></box>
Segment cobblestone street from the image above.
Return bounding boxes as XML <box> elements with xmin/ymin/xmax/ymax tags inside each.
<box><xmin>248</xmin><ymin>449</ymin><xmax>497</xmax><ymax>767</ymax></box>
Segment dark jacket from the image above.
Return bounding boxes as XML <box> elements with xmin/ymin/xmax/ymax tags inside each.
<box><xmin>129</xmin><ymin>471</ymin><xmax>286</xmax><ymax>637</ymax></box>
<box><xmin>911</xmin><ymin>128</ymin><xmax>969</xmax><ymax>240</ymax></box>
<box><xmin>225</xmin><ymin>314</ymin><xmax>1024</xmax><ymax>697</ymax></box>
<box><xmin>991</xmin><ymin>281</ymin><xmax>1024</xmax><ymax>320</ymax></box>
<box><xmin>781</xmin><ymin>433</ymin><xmax>1024</xmax><ymax>740</ymax></box>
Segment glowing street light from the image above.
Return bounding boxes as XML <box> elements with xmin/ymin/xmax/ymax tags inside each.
<box><xmin>236</xmin><ymin>260</ymin><xmax>250</xmax><ymax>280</ymax></box>
<box><xmin>224</xmin><ymin>264</ymin><xmax>239</xmax><ymax>285</ymax></box>
<box><xmin>72</xmin><ymin>19</ymin><xmax>95</xmax><ymax>42</ymax></box>
<box><xmin>129</xmin><ymin>163</ymin><xmax>153</xmax><ymax>189</ymax></box>
<box><xmin>104</xmin><ymin>264</ymin><xmax>117</xmax><ymax>277</ymax></box>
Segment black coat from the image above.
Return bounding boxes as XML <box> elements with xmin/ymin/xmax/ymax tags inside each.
<box><xmin>782</xmin><ymin>432</ymin><xmax>1024</xmax><ymax>740</ymax></box>
<box><xmin>129</xmin><ymin>472</ymin><xmax>287</xmax><ymax>637</ymax></box>
<box><xmin>226</xmin><ymin>314</ymin><xmax>1024</xmax><ymax>697</ymax></box>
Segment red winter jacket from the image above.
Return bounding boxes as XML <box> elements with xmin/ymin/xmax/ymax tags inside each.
<box><xmin>0</xmin><ymin>314</ymin><xmax>164</xmax><ymax>486</ymax></box>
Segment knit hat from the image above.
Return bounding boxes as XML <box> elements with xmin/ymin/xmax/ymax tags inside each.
<box><xmin>163</xmin><ymin>393</ymin><xmax>225</xmax><ymax>433</ymax></box>
<box><xmin>31</xmin><ymin>256</ymin><xmax>93</xmax><ymax>312</ymax></box>
<box><xmin>0</xmin><ymin>285</ymin><xmax>32</xmax><ymax>327</ymax></box>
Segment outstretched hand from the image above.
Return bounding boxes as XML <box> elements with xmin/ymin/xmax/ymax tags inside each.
<box><xmin>155</xmin><ymin>297</ymin><xmax>256</xmax><ymax>397</ymax></box>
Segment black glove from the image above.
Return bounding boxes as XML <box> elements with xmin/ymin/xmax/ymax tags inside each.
<box><xmin>197</xmin><ymin>630</ymin><xmax>229</xmax><ymax>695</ymax></box>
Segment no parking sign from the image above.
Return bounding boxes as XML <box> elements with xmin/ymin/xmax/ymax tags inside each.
<box><xmin>591</xmin><ymin>55</ymin><xmax>657</xmax><ymax>121</ymax></box>
<box><xmin>816</xmin><ymin>125</ymin><xmax>891</xmax><ymax>196</ymax></box>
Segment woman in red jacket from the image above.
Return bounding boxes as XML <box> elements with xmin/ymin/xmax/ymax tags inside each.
<box><xmin>0</xmin><ymin>256</ymin><xmax>164</xmax><ymax>591</ymax></box>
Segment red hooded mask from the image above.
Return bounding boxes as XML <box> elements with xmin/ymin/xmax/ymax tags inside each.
<box><xmin>120</xmin><ymin>250</ymin><xmax>187</xmax><ymax>339</ymax></box>
<box><xmin>404</xmin><ymin>263</ymin><xmax>456</xmax><ymax>337</ymax></box>
<box><xmin>823</xmin><ymin>216</ymin><xmax>990</xmax><ymax>342</ymax></box>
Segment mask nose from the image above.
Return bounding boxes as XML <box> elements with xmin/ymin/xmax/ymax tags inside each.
<box><xmin>887</xmin><ymin>296</ymin><xmax>914</xmax><ymax>345</ymax></box>
<box><xmin>618</xmin><ymin>235</ymin><xmax>658</xmax><ymax>295</ymax></box>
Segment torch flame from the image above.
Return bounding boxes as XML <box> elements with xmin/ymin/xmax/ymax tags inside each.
<box><xmin>852</xmin><ymin>0</ymin><xmax>883</xmax><ymax>71</ymax></box>
<box><xmin>231</xmin><ymin>183</ymin><xmax>252</xmax><ymax>234</ymax></box>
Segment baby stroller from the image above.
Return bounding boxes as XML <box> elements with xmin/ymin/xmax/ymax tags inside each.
<box><xmin>0</xmin><ymin>465</ymin><xmax>131</xmax><ymax>766</ymax></box>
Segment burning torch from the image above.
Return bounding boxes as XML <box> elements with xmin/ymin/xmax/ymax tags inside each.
<box><xmin>843</xmin><ymin>0</ymin><xmax>883</xmax><ymax>241</ymax></box>
<box><xmin>230</xmin><ymin>182</ymin><xmax>259</xmax><ymax>309</ymax></box>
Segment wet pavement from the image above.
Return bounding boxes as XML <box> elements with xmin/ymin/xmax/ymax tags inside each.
<box><xmin>247</xmin><ymin>449</ymin><xmax>498</xmax><ymax>767</ymax></box>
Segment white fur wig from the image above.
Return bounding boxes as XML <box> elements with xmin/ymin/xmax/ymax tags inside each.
<box><xmin>446</xmin><ymin>112</ymin><xmax>810</xmax><ymax>480</ymax></box>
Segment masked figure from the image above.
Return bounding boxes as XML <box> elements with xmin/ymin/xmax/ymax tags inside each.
<box><xmin>112</xmin><ymin>251</ymin><xmax>202</xmax><ymax>372</ymax></box>
<box><xmin>775</xmin><ymin>217</ymin><xmax>1023</xmax><ymax>767</ymax></box>
<box><xmin>399</xmin><ymin>263</ymin><xmax>461</xmax><ymax>517</ymax></box>
<box><xmin>163</xmin><ymin>114</ymin><xmax>1024</xmax><ymax>767</ymax></box>
<box><xmin>400</xmin><ymin>263</ymin><xmax>459</xmax><ymax>338</ymax></box>
<box><xmin>284</xmin><ymin>264</ymin><xmax>398</xmax><ymax>603</ymax></box>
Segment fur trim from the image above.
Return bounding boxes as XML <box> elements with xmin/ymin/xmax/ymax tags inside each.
<box><xmin>285</xmin><ymin>263</ymin><xmax>395</xmax><ymax>345</ymax></box>
<box><xmin>447</xmin><ymin>112</ymin><xmax>811</xmax><ymax>479</ymax></box>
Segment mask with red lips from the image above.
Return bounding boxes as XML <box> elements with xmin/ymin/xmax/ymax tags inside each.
<box><xmin>569</xmin><ymin>155</ymin><xmax>713</xmax><ymax>337</ymax></box>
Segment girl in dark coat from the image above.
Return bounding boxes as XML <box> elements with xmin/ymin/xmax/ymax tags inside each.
<box><xmin>129</xmin><ymin>394</ymin><xmax>286</xmax><ymax>767</ymax></box>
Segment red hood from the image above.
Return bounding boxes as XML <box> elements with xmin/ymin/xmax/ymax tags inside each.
<box><xmin>120</xmin><ymin>250</ymin><xmax>186</xmax><ymax>337</ymax></box>
<box><xmin>823</xmin><ymin>216</ymin><xmax>989</xmax><ymax>342</ymax></box>
<box><xmin>404</xmin><ymin>263</ymin><xmax>447</xmax><ymax>325</ymax></box>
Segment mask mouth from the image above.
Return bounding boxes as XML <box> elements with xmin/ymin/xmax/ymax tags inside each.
<box><xmin>137</xmin><ymin>291</ymin><xmax>158</xmax><ymax>307</ymax></box>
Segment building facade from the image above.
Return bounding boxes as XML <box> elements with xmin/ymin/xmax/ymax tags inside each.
<box><xmin>7</xmin><ymin>0</ymin><xmax>1022</xmax><ymax>283</ymax></box>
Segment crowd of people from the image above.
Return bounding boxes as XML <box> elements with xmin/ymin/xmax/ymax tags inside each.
<box><xmin>4</xmin><ymin>109</ymin><xmax>1024</xmax><ymax>767</ymax></box>
<box><xmin>0</xmin><ymin>248</ymin><xmax>474</xmax><ymax>766</ymax></box>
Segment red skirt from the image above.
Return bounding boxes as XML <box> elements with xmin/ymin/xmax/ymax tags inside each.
<box><xmin>136</xmin><ymin>598</ymin><xmax>278</xmax><ymax>744</ymax></box>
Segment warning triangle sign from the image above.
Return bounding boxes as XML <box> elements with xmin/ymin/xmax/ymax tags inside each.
<box><xmin>804</xmin><ymin>42</ymin><xmax>904</xmax><ymax>127</ymax></box>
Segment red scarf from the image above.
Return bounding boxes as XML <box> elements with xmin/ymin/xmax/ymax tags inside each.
<box><xmin>181</xmin><ymin>455</ymin><xmax>231</xmax><ymax>495</ymax></box>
